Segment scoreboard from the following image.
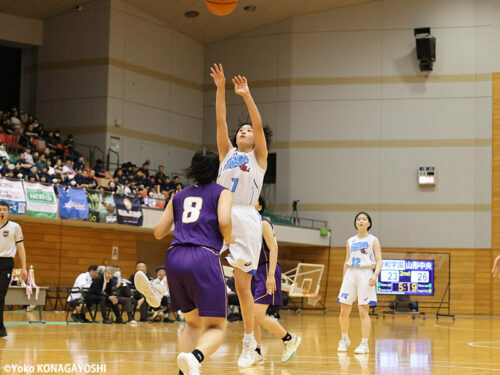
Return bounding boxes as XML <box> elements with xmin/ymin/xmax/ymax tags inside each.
<box><xmin>376</xmin><ymin>259</ymin><xmax>434</xmax><ymax>296</ymax></box>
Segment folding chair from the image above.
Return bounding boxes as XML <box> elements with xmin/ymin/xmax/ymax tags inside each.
<box><xmin>45</xmin><ymin>287</ymin><xmax>60</xmax><ymax>311</ymax></box>
<box><xmin>81</xmin><ymin>287</ymin><xmax>99</xmax><ymax>322</ymax></box>
<box><xmin>65</xmin><ymin>287</ymin><xmax>85</xmax><ymax>323</ymax></box>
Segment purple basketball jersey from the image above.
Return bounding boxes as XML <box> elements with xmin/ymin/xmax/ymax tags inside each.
<box><xmin>258</xmin><ymin>216</ymin><xmax>277</xmax><ymax>265</ymax></box>
<box><xmin>170</xmin><ymin>183</ymin><xmax>227</xmax><ymax>252</ymax></box>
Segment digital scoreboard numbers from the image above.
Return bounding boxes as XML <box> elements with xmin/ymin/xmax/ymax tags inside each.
<box><xmin>377</xmin><ymin>259</ymin><xmax>434</xmax><ymax>296</ymax></box>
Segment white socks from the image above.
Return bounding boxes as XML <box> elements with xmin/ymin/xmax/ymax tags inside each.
<box><xmin>342</xmin><ymin>333</ymin><xmax>349</xmax><ymax>340</ymax></box>
<box><xmin>361</xmin><ymin>338</ymin><xmax>368</xmax><ymax>345</ymax></box>
<box><xmin>244</xmin><ymin>332</ymin><xmax>255</xmax><ymax>341</ymax></box>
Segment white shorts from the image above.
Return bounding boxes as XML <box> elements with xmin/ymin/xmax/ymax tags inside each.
<box><xmin>224</xmin><ymin>205</ymin><xmax>262</xmax><ymax>274</ymax></box>
<box><xmin>337</xmin><ymin>267</ymin><xmax>377</xmax><ymax>306</ymax></box>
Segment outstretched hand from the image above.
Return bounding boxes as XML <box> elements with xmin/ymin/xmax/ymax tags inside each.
<box><xmin>232</xmin><ymin>75</ymin><xmax>250</xmax><ymax>97</ymax></box>
<box><xmin>210</xmin><ymin>63</ymin><xmax>225</xmax><ymax>88</ymax></box>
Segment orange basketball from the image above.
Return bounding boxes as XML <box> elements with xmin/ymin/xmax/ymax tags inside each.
<box><xmin>205</xmin><ymin>0</ymin><xmax>238</xmax><ymax>16</ymax></box>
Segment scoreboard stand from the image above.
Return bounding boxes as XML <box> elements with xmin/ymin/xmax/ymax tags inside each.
<box><xmin>436</xmin><ymin>283</ymin><xmax>455</xmax><ymax>321</ymax></box>
<box><xmin>376</xmin><ymin>252</ymin><xmax>454</xmax><ymax>320</ymax></box>
<box><xmin>382</xmin><ymin>295</ymin><xmax>426</xmax><ymax>320</ymax></box>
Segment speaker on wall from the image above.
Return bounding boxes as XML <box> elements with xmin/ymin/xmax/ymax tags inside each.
<box><xmin>414</xmin><ymin>27</ymin><xmax>436</xmax><ymax>72</ymax></box>
<box><xmin>264</xmin><ymin>153</ymin><xmax>276</xmax><ymax>184</ymax></box>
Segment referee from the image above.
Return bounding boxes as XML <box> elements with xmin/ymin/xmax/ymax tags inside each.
<box><xmin>0</xmin><ymin>201</ymin><xmax>27</xmax><ymax>337</ymax></box>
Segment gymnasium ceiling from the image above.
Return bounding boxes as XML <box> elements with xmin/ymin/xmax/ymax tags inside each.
<box><xmin>0</xmin><ymin>0</ymin><xmax>375</xmax><ymax>44</ymax></box>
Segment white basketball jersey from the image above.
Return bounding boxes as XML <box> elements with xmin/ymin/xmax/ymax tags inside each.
<box><xmin>217</xmin><ymin>148</ymin><xmax>266</xmax><ymax>206</ymax></box>
<box><xmin>346</xmin><ymin>234</ymin><xmax>376</xmax><ymax>268</ymax></box>
<box><xmin>0</xmin><ymin>220</ymin><xmax>23</xmax><ymax>258</ymax></box>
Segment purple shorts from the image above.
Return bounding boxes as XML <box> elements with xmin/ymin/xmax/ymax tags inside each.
<box><xmin>166</xmin><ymin>245</ymin><xmax>227</xmax><ymax>318</ymax></box>
<box><xmin>251</xmin><ymin>263</ymin><xmax>282</xmax><ymax>306</ymax></box>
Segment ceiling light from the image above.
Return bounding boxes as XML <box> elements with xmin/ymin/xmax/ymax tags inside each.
<box><xmin>184</xmin><ymin>10</ymin><xmax>199</xmax><ymax>18</ymax></box>
<box><xmin>244</xmin><ymin>5</ymin><xmax>257</xmax><ymax>12</ymax></box>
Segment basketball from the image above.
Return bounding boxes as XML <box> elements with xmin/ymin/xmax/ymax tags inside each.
<box><xmin>205</xmin><ymin>0</ymin><xmax>238</xmax><ymax>16</ymax></box>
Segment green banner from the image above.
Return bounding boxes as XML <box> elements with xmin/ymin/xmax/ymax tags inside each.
<box><xmin>23</xmin><ymin>182</ymin><xmax>57</xmax><ymax>218</ymax></box>
<box><xmin>86</xmin><ymin>191</ymin><xmax>117</xmax><ymax>223</ymax></box>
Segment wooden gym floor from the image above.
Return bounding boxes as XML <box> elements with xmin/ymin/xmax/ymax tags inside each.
<box><xmin>2</xmin><ymin>310</ymin><xmax>500</xmax><ymax>374</ymax></box>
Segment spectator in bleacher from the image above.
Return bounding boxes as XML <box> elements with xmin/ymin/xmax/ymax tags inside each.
<box><xmin>19</xmin><ymin>110</ymin><xmax>28</xmax><ymax>124</ymax></box>
<box><xmin>18</xmin><ymin>154</ymin><xmax>32</xmax><ymax>174</ymax></box>
<box><xmin>45</xmin><ymin>131</ymin><xmax>59</xmax><ymax>155</ymax></box>
<box><xmin>74</xmin><ymin>169</ymin><xmax>87</xmax><ymax>188</ymax></box>
<box><xmin>63</xmin><ymin>134</ymin><xmax>77</xmax><ymax>158</ymax></box>
<box><xmin>87</xmin><ymin>170</ymin><xmax>98</xmax><ymax>189</ymax></box>
<box><xmin>54</xmin><ymin>130</ymin><xmax>62</xmax><ymax>143</ymax></box>
<box><xmin>1</xmin><ymin>118</ymin><xmax>14</xmax><ymax>134</ymax></box>
<box><xmin>139</xmin><ymin>162</ymin><xmax>150</xmax><ymax>178</ymax></box>
<box><xmin>135</xmin><ymin>170</ymin><xmax>147</xmax><ymax>191</ymax></box>
<box><xmin>129</xmin><ymin>261</ymin><xmax>149</xmax><ymax>322</ymax></box>
<box><xmin>120</xmin><ymin>162</ymin><xmax>130</xmax><ymax>176</ymax></box>
<box><xmin>155</xmin><ymin>165</ymin><xmax>167</xmax><ymax>181</ymax></box>
<box><xmin>76</xmin><ymin>170</ymin><xmax>97</xmax><ymax>190</ymax></box>
<box><xmin>53</xmin><ymin>159</ymin><xmax>64</xmax><ymax>178</ymax></box>
<box><xmin>14</xmin><ymin>162</ymin><xmax>24</xmax><ymax>180</ymax></box>
<box><xmin>147</xmin><ymin>176</ymin><xmax>157</xmax><ymax>190</ymax></box>
<box><xmin>126</xmin><ymin>171</ymin><xmax>135</xmax><ymax>185</ymax></box>
<box><xmin>42</xmin><ymin>147</ymin><xmax>54</xmax><ymax>164</ymax></box>
<box><xmin>130</xmin><ymin>164</ymin><xmax>138</xmax><ymax>176</ymax></box>
<box><xmin>85</xmin><ymin>266</ymin><xmax>124</xmax><ymax>324</ymax></box>
<box><xmin>18</xmin><ymin>128</ymin><xmax>33</xmax><ymax>151</ymax></box>
<box><xmin>161</xmin><ymin>175</ymin><xmax>173</xmax><ymax>192</ymax></box>
<box><xmin>47</xmin><ymin>159</ymin><xmax>55</xmax><ymax>176</ymax></box>
<box><xmin>93</xmin><ymin>159</ymin><xmax>106</xmax><ymax>178</ymax></box>
<box><xmin>62</xmin><ymin>160</ymin><xmax>76</xmax><ymax>180</ymax></box>
<box><xmin>4</xmin><ymin>170</ymin><xmax>14</xmax><ymax>179</ymax></box>
<box><xmin>172</xmin><ymin>175</ymin><xmax>181</xmax><ymax>187</ymax></box>
<box><xmin>0</xmin><ymin>144</ymin><xmax>8</xmax><ymax>163</ymax></box>
<box><xmin>27</xmin><ymin>166</ymin><xmax>40</xmax><ymax>182</ymax></box>
<box><xmin>35</xmin><ymin>123</ymin><xmax>45</xmax><ymax>139</ymax></box>
<box><xmin>175</xmin><ymin>183</ymin><xmax>183</xmax><ymax>193</ymax></box>
<box><xmin>74</xmin><ymin>155</ymin><xmax>86</xmax><ymax>172</ymax></box>
<box><xmin>0</xmin><ymin>160</ymin><xmax>11</xmax><ymax>176</ymax></box>
<box><xmin>35</xmin><ymin>154</ymin><xmax>47</xmax><ymax>173</ymax></box>
<box><xmin>113</xmin><ymin>168</ymin><xmax>125</xmax><ymax>184</ymax></box>
<box><xmin>24</xmin><ymin>124</ymin><xmax>38</xmax><ymax>139</ymax></box>
<box><xmin>23</xmin><ymin>148</ymin><xmax>34</xmax><ymax>164</ymax></box>
<box><xmin>107</xmin><ymin>180</ymin><xmax>117</xmax><ymax>193</ymax></box>
<box><xmin>10</xmin><ymin>110</ymin><xmax>21</xmax><ymax>126</ymax></box>
<box><xmin>68</xmin><ymin>265</ymin><xmax>98</xmax><ymax>322</ymax></box>
<box><xmin>26</xmin><ymin>114</ymin><xmax>35</xmax><ymax>126</ymax></box>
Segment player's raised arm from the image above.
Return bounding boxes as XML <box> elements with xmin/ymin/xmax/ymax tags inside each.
<box><xmin>232</xmin><ymin>75</ymin><xmax>267</xmax><ymax>168</ymax></box>
<box><xmin>210</xmin><ymin>64</ymin><xmax>232</xmax><ymax>161</ymax></box>
<box><xmin>153</xmin><ymin>199</ymin><xmax>174</xmax><ymax>240</ymax></box>
<box><xmin>217</xmin><ymin>189</ymin><xmax>234</xmax><ymax>244</ymax></box>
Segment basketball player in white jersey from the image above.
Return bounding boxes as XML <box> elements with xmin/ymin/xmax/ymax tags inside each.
<box><xmin>0</xmin><ymin>201</ymin><xmax>28</xmax><ymax>337</ymax></box>
<box><xmin>337</xmin><ymin>212</ymin><xmax>382</xmax><ymax>354</ymax></box>
<box><xmin>210</xmin><ymin>63</ymin><xmax>272</xmax><ymax>368</ymax></box>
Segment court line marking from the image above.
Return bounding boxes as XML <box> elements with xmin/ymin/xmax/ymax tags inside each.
<box><xmin>435</xmin><ymin>324</ymin><xmax>500</xmax><ymax>332</ymax></box>
<box><xmin>468</xmin><ymin>341</ymin><xmax>500</xmax><ymax>349</ymax></box>
<box><xmin>2</xmin><ymin>348</ymin><xmax>500</xmax><ymax>370</ymax></box>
